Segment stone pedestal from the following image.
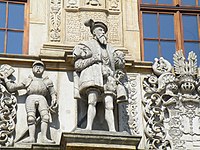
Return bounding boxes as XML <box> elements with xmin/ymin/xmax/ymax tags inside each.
<box><xmin>61</xmin><ymin>129</ymin><xmax>141</xmax><ymax>150</ymax></box>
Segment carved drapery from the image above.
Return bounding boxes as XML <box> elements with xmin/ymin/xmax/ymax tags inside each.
<box><xmin>49</xmin><ymin>0</ymin><xmax>62</xmax><ymax>42</ymax></box>
<box><xmin>0</xmin><ymin>65</ymin><xmax>17</xmax><ymax>147</ymax></box>
<box><xmin>143</xmin><ymin>51</ymin><xmax>200</xmax><ymax>150</ymax></box>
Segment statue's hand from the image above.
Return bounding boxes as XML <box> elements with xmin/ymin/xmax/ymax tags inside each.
<box><xmin>0</xmin><ymin>73</ymin><xmax>10</xmax><ymax>83</ymax></box>
<box><xmin>49</xmin><ymin>99</ymin><xmax>58</xmax><ymax>113</ymax></box>
<box><xmin>93</xmin><ymin>54</ymin><xmax>102</xmax><ymax>63</ymax></box>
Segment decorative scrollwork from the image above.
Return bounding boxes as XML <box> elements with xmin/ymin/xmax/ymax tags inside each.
<box><xmin>49</xmin><ymin>0</ymin><xmax>61</xmax><ymax>42</ymax></box>
<box><xmin>0</xmin><ymin>84</ymin><xmax>17</xmax><ymax>147</ymax></box>
<box><xmin>143</xmin><ymin>50</ymin><xmax>200</xmax><ymax>149</ymax></box>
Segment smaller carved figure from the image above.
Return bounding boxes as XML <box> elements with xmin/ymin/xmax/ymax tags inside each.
<box><xmin>2</xmin><ymin>61</ymin><xmax>58</xmax><ymax>143</ymax></box>
<box><xmin>86</xmin><ymin>0</ymin><xmax>101</xmax><ymax>6</ymax></box>
<box><xmin>109</xmin><ymin>0</ymin><xmax>119</xmax><ymax>10</ymax></box>
<box><xmin>67</xmin><ymin>0</ymin><xmax>78</xmax><ymax>8</ymax></box>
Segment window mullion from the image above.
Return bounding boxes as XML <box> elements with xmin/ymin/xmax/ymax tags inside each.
<box><xmin>23</xmin><ymin>0</ymin><xmax>29</xmax><ymax>54</ymax></box>
<box><xmin>198</xmin><ymin>14</ymin><xmax>200</xmax><ymax>42</ymax></box>
<box><xmin>174</xmin><ymin>11</ymin><xmax>184</xmax><ymax>51</ymax></box>
<box><xmin>140</xmin><ymin>11</ymin><xmax>145</xmax><ymax>61</ymax></box>
<box><xmin>157</xmin><ymin>13</ymin><xmax>162</xmax><ymax>57</ymax></box>
<box><xmin>4</xmin><ymin>1</ymin><xmax>8</xmax><ymax>53</ymax></box>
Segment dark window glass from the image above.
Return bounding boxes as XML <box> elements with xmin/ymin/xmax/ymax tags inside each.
<box><xmin>184</xmin><ymin>42</ymin><xmax>200</xmax><ymax>65</ymax></box>
<box><xmin>8</xmin><ymin>3</ymin><xmax>24</xmax><ymax>29</ymax></box>
<box><xmin>0</xmin><ymin>30</ymin><xmax>4</xmax><ymax>53</ymax></box>
<box><xmin>160</xmin><ymin>14</ymin><xmax>174</xmax><ymax>39</ymax></box>
<box><xmin>182</xmin><ymin>0</ymin><xmax>196</xmax><ymax>5</ymax></box>
<box><xmin>143</xmin><ymin>13</ymin><xmax>158</xmax><ymax>38</ymax></box>
<box><xmin>183</xmin><ymin>15</ymin><xmax>198</xmax><ymax>40</ymax></box>
<box><xmin>144</xmin><ymin>40</ymin><xmax>158</xmax><ymax>61</ymax></box>
<box><xmin>160</xmin><ymin>41</ymin><xmax>175</xmax><ymax>64</ymax></box>
<box><xmin>0</xmin><ymin>2</ymin><xmax>6</xmax><ymax>28</ymax></box>
<box><xmin>7</xmin><ymin>31</ymin><xmax>23</xmax><ymax>54</ymax></box>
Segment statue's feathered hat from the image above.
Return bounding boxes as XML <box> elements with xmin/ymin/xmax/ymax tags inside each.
<box><xmin>84</xmin><ymin>19</ymin><xmax>108</xmax><ymax>33</ymax></box>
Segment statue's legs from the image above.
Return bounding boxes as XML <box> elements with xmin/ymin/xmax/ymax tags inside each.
<box><xmin>23</xmin><ymin>113</ymin><xmax>36</xmax><ymax>143</ymax></box>
<box><xmin>86</xmin><ymin>90</ymin><xmax>98</xmax><ymax>130</ymax></box>
<box><xmin>104</xmin><ymin>94</ymin><xmax>116</xmax><ymax>132</ymax></box>
<box><xmin>40</xmin><ymin>110</ymin><xmax>54</xmax><ymax>143</ymax></box>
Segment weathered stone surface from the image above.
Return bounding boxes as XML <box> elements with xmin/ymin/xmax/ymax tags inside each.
<box><xmin>61</xmin><ymin>129</ymin><xmax>141</xmax><ymax>150</ymax></box>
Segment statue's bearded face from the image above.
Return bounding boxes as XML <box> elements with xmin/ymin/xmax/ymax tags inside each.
<box><xmin>93</xmin><ymin>27</ymin><xmax>107</xmax><ymax>45</ymax></box>
<box><xmin>32</xmin><ymin>65</ymin><xmax>44</xmax><ymax>77</ymax></box>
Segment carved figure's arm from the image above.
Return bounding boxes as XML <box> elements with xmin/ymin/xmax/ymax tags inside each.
<box><xmin>44</xmin><ymin>77</ymin><xmax>57</xmax><ymax>108</ymax></box>
<box><xmin>74</xmin><ymin>56</ymin><xmax>101</xmax><ymax>72</ymax></box>
<box><xmin>5</xmin><ymin>78</ymin><xmax>26</xmax><ymax>93</ymax></box>
<box><xmin>114</xmin><ymin>50</ymin><xmax>125</xmax><ymax>70</ymax></box>
<box><xmin>73</xmin><ymin>44</ymin><xmax>101</xmax><ymax>72</ymax></box>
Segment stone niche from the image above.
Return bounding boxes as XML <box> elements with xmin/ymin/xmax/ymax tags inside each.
<box><xmin>142</xmin><ymin>50</ymin><xmax>200</xmax><ymax>150</ymax></box>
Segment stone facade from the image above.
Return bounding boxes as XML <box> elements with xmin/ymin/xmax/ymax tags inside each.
<box><xmin>0</xmin><ymin>0</ymin><xmax>199</xmax><ymax>150</ymax></box>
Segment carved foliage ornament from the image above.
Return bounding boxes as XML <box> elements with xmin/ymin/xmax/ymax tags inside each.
<box><xmin>0</xmin><ymin>65</ymin><xmax>16</xmax><ymax>147</ymax></box>
<box><xmin>50</xmin><ymin>0</ymin><xmax>61</xmax><ymax>42</ymax></box>
<box><xmin>143</xmin><ymin>50</ymin><xmax>200</xmax><ymax>150</ymax></box>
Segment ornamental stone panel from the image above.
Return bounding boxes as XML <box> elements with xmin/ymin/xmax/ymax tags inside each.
<box><xmin>142</xmin><ymin>50</ymin><xmax>200</xmax><ymax>150</ymax></box>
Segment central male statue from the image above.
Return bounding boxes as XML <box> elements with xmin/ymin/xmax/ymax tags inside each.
<box><xmin>73</xmin><ymin>19</ymin><xmax>126</xmax><ymax>132</ymax></box>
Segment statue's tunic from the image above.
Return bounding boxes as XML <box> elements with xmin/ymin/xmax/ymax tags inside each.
<box><xmin>73</xmin><ymin>39</ymin><xmax>116</xmax><ymax>98</ymax></box>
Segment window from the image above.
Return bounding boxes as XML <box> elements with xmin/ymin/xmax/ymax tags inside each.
<box><xmin>0</xmin><ymin>0</ymin><xmax>29</xmax><ymax>54</ymax></box>
<box><xmin>140</xmin><ymin>0</ymin><xmax>200</xmax><ymax>65</ymax></box>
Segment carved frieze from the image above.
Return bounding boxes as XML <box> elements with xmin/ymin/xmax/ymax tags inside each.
<box><xmin>143</xmin><ymin>51</ymin><xmax>200</xmax><ymax>150</ymax></box>
<box><xmin>49</xmin><ymin>0</ymin><xmax>62</xmax><ymax>42</ymax></box>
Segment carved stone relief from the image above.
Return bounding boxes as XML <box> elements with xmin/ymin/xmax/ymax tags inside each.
<box><xmin>0</xmin><ymin>62</ymin><xmax>59</xmax><ymax>146</ymax></box>
<box><xmin>65</xmin><ymin>12</ymin><xmax>81</xmax><ymax>43</ymax></box>
<box><xmin>107</xmin><ymin>0</ymin><xmax>121</xmax><ymax>12</ymax></box>
<box><xmin>66</xmin><ymin>0</ymin><xmax>79</xmax><ymax>8</ymax></box>
<box><xmin>118</xmin><ymin>73</ymin><xmax>141</xmax><ymax>135</ymax></box>
<box><xmin>65</xmin><ymin>10</ymin><xmax>123</xmax><ymax>46</ymax></box>
<box><xmin>0</xmin><ymin>65</ymin><xmax>17</xmax><ymax>147</ymax></box>
<box><xmin>49</xmin><ymin>0</ymin><xmax>62</xmax><ymax>42</ymax></box>
<box><xmin>85</xmin><ymin>0</ymin><xmax>101</xmax><ymax>6</ymax></box>
<box><xmin>143</xmin><ymin>51</ymin><xmax>200</xmax><ymax>150</ymax></box>
<box><xmin>65</xmin><ymin>11</ymin><xmax>107</xmax><ymax>43</ymax></box>
<box><xmin>107</xmin><ymin>14</ymin><xmax>122</xmax><ymax>45</ymax></box>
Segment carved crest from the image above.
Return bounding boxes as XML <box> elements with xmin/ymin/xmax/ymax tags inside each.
<box><xmin>143</xmin><ymin>50</ymin><xmax>200</xmax><ymax>150</ymax></box>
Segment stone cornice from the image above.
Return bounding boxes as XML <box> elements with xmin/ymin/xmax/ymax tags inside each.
<box><xmin>0</xmin><ymin>51</ymin><xmax>153</xmax><ymax>73</ymax></box>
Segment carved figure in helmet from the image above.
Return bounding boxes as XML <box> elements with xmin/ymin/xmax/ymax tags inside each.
<box><xmin>3</xmin><ymin>61</ymin><xmax>57</xmax><ymax>143</ymax></box>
